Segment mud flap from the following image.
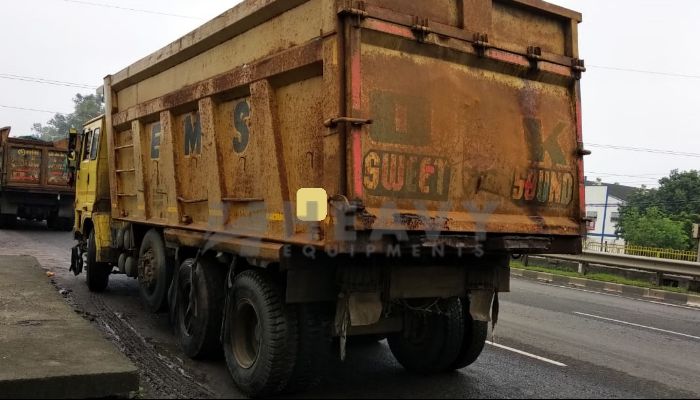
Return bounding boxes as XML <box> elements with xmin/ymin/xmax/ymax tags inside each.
<box><xmin>492</xmin><ymin>292</ymin><xmax>499</xmax><ymax>331</ymax></box>
<box><xmin>219</xmin><ymin>258</ymin><xmax>237</xmax><ymax>343</ymax></box>
<box><xmin>469</xmin><ymin>290</ymin><xmax>495</xmax><ymax>323</ymax></box>
<box><xmin>70</xmin><ymin>245</ymin><xmax>83</xmax><ymax>276</ymax></box>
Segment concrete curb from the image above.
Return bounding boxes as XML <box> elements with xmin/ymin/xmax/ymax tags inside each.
<box><xmin>0</xmin><ymin>255</ymin><xmax>139</xmax><ymax>399</ymax></box>
<box><xmin>511</xmin><ymin>268</ymin><xmax>700</xmax><ymax>309</ymax></box>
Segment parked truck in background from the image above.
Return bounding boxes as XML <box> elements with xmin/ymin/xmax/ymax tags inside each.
<box><xmin>0</xmin><ymin>126</ymin><xmax>74</xmax><ymax>230</ymax></box>
<box><xmin>69</xmin><ymin>0</ymin><xmax>586</xmax><ymax>396</ymax></box>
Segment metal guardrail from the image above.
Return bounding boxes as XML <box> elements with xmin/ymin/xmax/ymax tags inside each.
<box><xmin>584</xmin><ymin>241</ymin><xmax>697</xmax><ymax>262</ymax></box>
<box><xmin>543</xmin><ymin>251</ymin><xmax>700</xmax><ymax>279</ymax></box>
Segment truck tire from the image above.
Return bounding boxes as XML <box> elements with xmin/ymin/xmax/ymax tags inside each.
<box><xmin>450</xmin><ymin>298</ymin><xmax>489</xmax><ymax>370</ymax></box>
<box><xmin>86</xmin><ymin>231</ymin><xmax>110</xmax><ymax>292</ymax></box>
<box><xmin>388</xmin><ymin>298</ymin><xmax>464</xmax><ymax>374</ymax></box>
<box><xmin>138</xmin><ymin>229</ymin><xmax>173</xmax><ymax>313</ymax></box>
<box><xmin>284</xmin><ymin>304</ymin><xmax>332</xmax><ymax>394</ymax></box>
<box><xmin>223</xmin><ymin>270</ymin><xmax>298</xmax><ymax>398</ymax></box>
<box><xmin>175</xmin><ymin>257</ymin><xmax>226</xmax><ymax>359</ymax></box>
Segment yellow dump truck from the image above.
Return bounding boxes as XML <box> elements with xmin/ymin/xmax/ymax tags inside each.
<box><xmin>0</xmin><ymin>127</ymin><xmax>74</xmax><ymax>229</ymax></box>
<box><xmin>69</xmin><ymin>0</ymin><xmax>586</xmax><ymax>396</ymax></box>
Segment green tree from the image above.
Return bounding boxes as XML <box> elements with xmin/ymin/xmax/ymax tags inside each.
<box><xmin>618</xmin><ymin>170</ymin><xmax>700</xmax><ymax>250</ymax></box>
<box><xmin>617</xmin><ymin>207</ymin><xmax>689</xmax><ymax>249</ymax></box>
<box><xmin>32</xmin><ymin>94</ymin><xmax>104</xmax><ymax>141</ymax></box>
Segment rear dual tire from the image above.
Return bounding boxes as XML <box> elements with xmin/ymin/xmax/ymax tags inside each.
<box><xmin>223</xmin><ymin>270</ymin><xmax>299</xmax><ymax>398</ymax></box>
<box><xmin>138</xmin><ymin>230</ymin><xmax>173</xmax><ymax>313</ymax></box>
<box><xmin>174</xmin><ymin>257</ymin><xmax>227</xmax><ymax>359</ymax></box>
<box><xmin>388</xmin><ymin>297</ymin><xmax>488</xmax><ymax>374</ymax></box>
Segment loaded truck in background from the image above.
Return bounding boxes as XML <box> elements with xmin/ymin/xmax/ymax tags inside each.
<box><xmin>68</xmin><ymin>0</ymin><xmax>586</xmax><ymax>396</ymax></box>
<box><xmin>0</xmin><ymin>126</ymin><xmax>74</xmax><ymax>230</ymax></box>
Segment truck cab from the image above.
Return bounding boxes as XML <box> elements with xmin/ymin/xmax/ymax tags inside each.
<box><xmin>70</xmin><ymin>116</ymin><xmax>113</xmax><ymax>285</ymax></box>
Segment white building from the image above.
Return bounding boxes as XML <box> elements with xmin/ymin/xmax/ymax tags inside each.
<box><xmin>585</xmin><ymin>180</ymin><xmax>638</xmax><ymax>246</ymax></box>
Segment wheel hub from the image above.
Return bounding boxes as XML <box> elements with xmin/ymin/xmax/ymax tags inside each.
<box><xmin>232</xmin><ymin>298</ymin><xmax>261</xmax><ymax>370</ymax></box>
<box><xmin>139</xmin><ymin>249</ymin><xmax>158</xmax><ymax>290</ymax></box>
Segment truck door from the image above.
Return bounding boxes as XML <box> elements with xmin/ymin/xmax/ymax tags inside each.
<box><xmin>76</xmin><ymin>127</ymin><xmax>100</xmax><ymax>211</ymax></box>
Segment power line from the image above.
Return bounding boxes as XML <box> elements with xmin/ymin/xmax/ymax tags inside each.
<box><xmin>0</xmin><ymin>105</ymin><xmax>67</xmax><ymax>115</ymax></box>
<box><xmin>0</xmin><ymin>73</ymin><xmax>96</xmax><ymax>89</ymax></box>
<box><xmin>587</xmin><ymin>171</ymin><xmax>666</xmax><ymax>179</ymax></box>
<box><xmin>588</xmin><ymin>65</ymin><xmax>700</xmax><ymax>80</ymax></box>
<box><xmin>61</xmin><ymin>0</ymin><xmax>205</xmax><ymax>20</ymax></box>
<box><xmin>587</xmin><ymin>143</ymin><xmax>700</xmax><ymax>158</ymax></box>
<box><xmin>586</xmin><ymin>172</ymin><xmax>661</xmax><ymax>181</ymax></box>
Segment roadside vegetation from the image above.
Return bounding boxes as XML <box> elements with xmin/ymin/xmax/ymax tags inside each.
<box><xmin>511</xmin><ymin>260</ymin><xmax>690</xmax><ymax>294</ymax></box>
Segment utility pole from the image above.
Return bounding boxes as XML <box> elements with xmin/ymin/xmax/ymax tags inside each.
<box><xmin>693</xmin><ymin>224</ymin><xmax>700</xmax><ymax>263</ymax></box>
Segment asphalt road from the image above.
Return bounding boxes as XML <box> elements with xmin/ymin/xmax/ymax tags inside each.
<box><xmin>1</xmin><ymin>223</ymin><xmax>699</xmax><ymax>399</ymax></box>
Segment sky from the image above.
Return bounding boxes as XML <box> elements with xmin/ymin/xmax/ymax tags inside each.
<box><xmin>1</xmin><ymin>0</ymin><xmax>699</xmax><ymax>188</ymax></box>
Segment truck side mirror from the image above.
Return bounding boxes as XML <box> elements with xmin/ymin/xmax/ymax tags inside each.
<box><xmin>67</xmin><ymin>128</ymin><xmax>79</xmax><ymax>179</ymax></box>
<box><xmin>68</xmin><ymin>128</ymin><xmax>78</xmax><ymax>153</ymax></box>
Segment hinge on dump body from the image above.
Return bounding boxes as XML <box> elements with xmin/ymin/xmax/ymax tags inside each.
<box><xmin>411</xmin><ymin>17</ymin><xmax>431</xmax><ymax>42</ymax></box>
<box><xmin>527</xmin><ymin>46</ymin><xmax>542</xmax><ymax>70</ymax></box>
<box><xmin>338</xmin><ymin>0</ymin><xmax>368</xmax><ymax>26</ymax></box>
<box><xmin>472</xmin><ymin>33</ymin><xmax>490</xmax><ymax>57</ymax></box>
<box><xmin>572</xmin><ymin>58</ymin><xmax>587</xmax><ymax>80</ymax></box>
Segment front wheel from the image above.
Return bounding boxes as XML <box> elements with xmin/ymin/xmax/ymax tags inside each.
<box><xmin>223</xmin><ymin>270</ymin><xmax>298</xmax><ymax>398</ymax></box>
<box><xmin>85</xmin><ymin>231</ymin><xmax>110</xmax><ymax>292</ymax></box>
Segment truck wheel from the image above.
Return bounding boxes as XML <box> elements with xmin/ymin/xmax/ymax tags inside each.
<box><xmin>388</xmin><ymin>298</ymin><xmax>464</xmax><ymax>374</ymax></box>
<box><xmin>86</xmin><ymin>231</ymin><xmax>110</xmax><ymax>292</ymax></box>
<box><xmin>175</xmin><ymin>257</ymin><xmax>226</xmax><ymax>359</ymax></box>
<box><xmin>450</xmin><ymin>298</ymin><xmax>489</xmax><ymax>370</ymax></box>
<box><xmin>138</xmin><ymin>229</ymin><xmax>173</xmax><ymax>313</ymax></box>
<box><xmin>284</xmin><ymin>304</ymin><xmax>332</xmax><ymax>394</ymax></box>
<box><xmin>223</xmin><ymin>270</ymin><xmax>298</xmax><ymax>398</ymax></box>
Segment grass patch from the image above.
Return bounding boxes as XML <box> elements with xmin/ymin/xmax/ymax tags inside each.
<box><xmin>511</xmin><ymin>260</ymin><xmax>689</xmax><ymax>294</ymax></box>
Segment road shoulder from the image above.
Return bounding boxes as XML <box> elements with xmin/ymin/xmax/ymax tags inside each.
<box><xmin>512</xmin><ymin>267</ymin><xmax>700</xmax><ymax>309</ymax></box>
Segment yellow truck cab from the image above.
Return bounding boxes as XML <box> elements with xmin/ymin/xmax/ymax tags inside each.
<box><xmin>70</xmin><ymin>115</ymin><xmax>113</xmax><ymax>290</ymax></box>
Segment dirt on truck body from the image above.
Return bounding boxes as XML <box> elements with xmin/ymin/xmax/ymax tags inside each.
<box><xmin>0</xmin><ymin>127</ymin><xmax>74</xmax><ymax>230</ymax></box>
<box><xmin>69</xmin><ymin>0</ymin><xmax>586</xmax><ymax>396</ymax></box>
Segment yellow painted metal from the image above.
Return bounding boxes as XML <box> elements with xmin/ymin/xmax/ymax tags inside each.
<box><xmin>92</xmin><ymin>212</ymin><xmax>113</xmax><ymax>255</ymax></box>
<box><xmin>584</xmin><ymin>240</ymin><xmax>697</xmax><ymax>262</ymax></box>
<box><xmin>74</xmin><ymin>116</ymin><xmax>113</xmax><ymax>261</ymax></box>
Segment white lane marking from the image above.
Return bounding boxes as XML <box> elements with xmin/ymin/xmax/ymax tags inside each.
<box><xmin>486</xmin><ymin>341</ymin><xmax>567</xmax><ymax>367</ymax></box>
<box><xmin>520</xmin><ymin>277</ymin><xmax>700</xmax><ymax>312</ymax></box>
<box><xmin>574</xmin><ymin>312</ymin><xmax>700</xmax><ymax>341</ymax></box>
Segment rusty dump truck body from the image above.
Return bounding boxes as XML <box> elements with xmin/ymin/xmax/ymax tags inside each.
<box><xmin>0</xmin><ymin>127</ymin><xmax>74</xmax><ymax>228</ymax></box>
<box><xmin>75</xmin><ymin>0</ymin><xmax>585</xmax><ymax>395</ymax></box>
<box><xmin>105</xmin><ymin>0</ymin><xmax>585</xmax><ymax>257</ymax></box>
